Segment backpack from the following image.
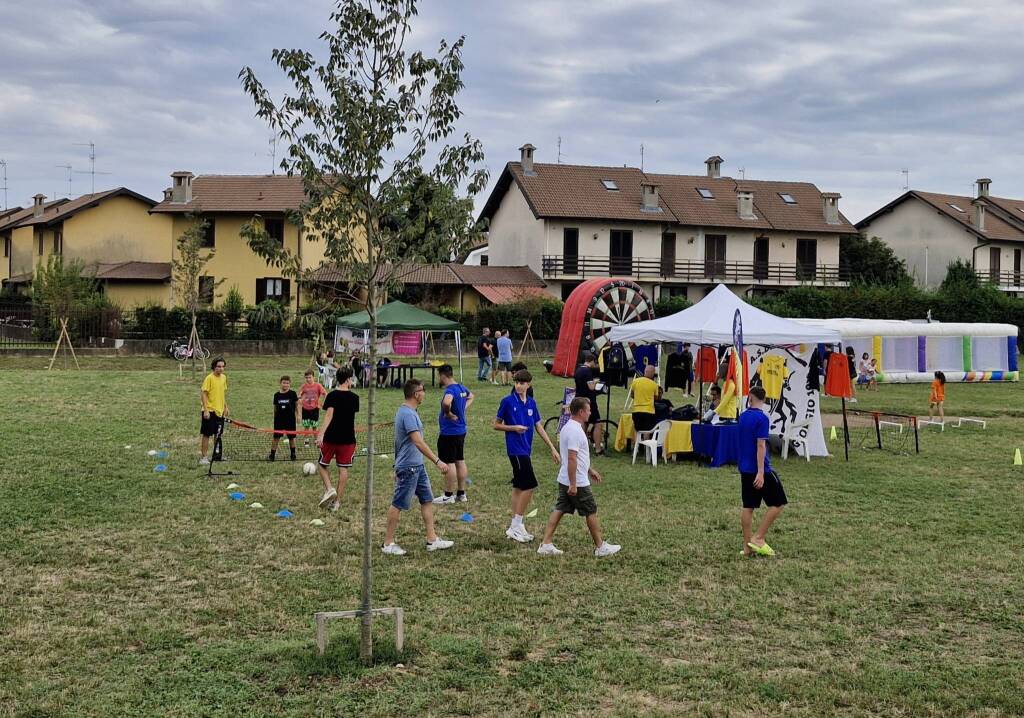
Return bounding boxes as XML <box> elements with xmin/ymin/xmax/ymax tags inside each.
<box><xmin>671</xmin><ymin>404</ymin><xmax>699</xmax><ymax>421</ymax></box>
<box><xmin>601</xmin><ymin>343</ymin><xmax>630</xmax><ymax>387</ymax></box>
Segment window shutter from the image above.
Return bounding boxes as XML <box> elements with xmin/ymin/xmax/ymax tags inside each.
<box><xmin>281</xmin><ymin>279</ymin><xmax>290</xmax><ymax>304</ymax></box>
<box><xmin>256</xmin><ymin>279</ymin><xmax>267</xmax><ymax>304</ymax></box>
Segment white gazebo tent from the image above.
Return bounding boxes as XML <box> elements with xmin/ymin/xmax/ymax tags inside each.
<box><xmin>608</xmin><ymin>284</ymin><xmax>842</xmax><ymax>458</ymax></box>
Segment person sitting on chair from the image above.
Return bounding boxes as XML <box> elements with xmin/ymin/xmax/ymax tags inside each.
<box><xmin>630</xmin><ymin>365</ymin><xmax>662</xmax><ymax>433</ymax></box>
<box><xmin>702</xmin><ymin>385</ymin><xmax>722</xmax><ymax>423</ymax></box>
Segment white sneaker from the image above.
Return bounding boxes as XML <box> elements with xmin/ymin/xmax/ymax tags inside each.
<box><xmin>594</xmin><ymin>542</ymin><xmax>622</xmax><ymax>557</ymax></box>
<box><xmin>318</xmin><ymin>487</ymin><xmax>338</xmax><ymax>508</ymax></box>
<box><xmin>537</xmin><ymin>543</ymin><xmax>563</xmax><ymax>556</ymax></box>
<box><xmin>381</xmin><ymin>543</ymin><xmax>407</xmax><ymax>556</ymax></box>
<box><xmin>455</xmin><ymin>493</ymin><xmax>468</xmax><ymax>503</ymax></box>
<box><xmin>432</xmin><ymin>495</ymin><xmax>455</xmax><ymax>505</ymax></box>
<box><xmin>329</xmin><ymin>499</ymin><xmax>340</xmax><ymax>512</ymax></box>
<box><xmin>198</xmin><ymin>457</ymin><xmax>210</xmax><ymax>466</ymax></box>
<box><xmin>505</xmin><ymin>525</ymin><xmax>532</xmax><ymax>543</ymax></box>
<box><xmin>426</xmin><ymin>537</ymin><xmax>454</xmax><ymax>551</ymax></box>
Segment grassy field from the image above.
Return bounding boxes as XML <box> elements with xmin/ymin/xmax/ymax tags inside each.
<box><xmin>2</xmin><ymin>354</ymin><xmax>1022</xmax><ymax>717</ymax></box>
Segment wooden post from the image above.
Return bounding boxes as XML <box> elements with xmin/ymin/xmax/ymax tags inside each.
<box><xmin>47</xmin><ymin>318</ymin><xmax>80</xmax><ymax>371</ymax></box>
<box><xmin>314</xmin><ymin>607</ymin><xmax>405</xmax><ymax>656</ymax></box>
<box><xmin>517</xmin><ymin>320</ymin><xmax>538</xmax><ymax>358</ymax></box>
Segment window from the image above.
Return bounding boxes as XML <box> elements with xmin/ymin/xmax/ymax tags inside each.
<box><xmin>779</xmin><ymin>193</ymin><xmax>797</xmax><ymax>205</ymax></box>
<box><xmin>660</xmin><ymin>285</ymin><xmax>688</xmax><ymax>299</ymax></box>
<box><xmin>1018</xmin><ymin>208</ymin><xmax>1024</xmax><ymax>215</ymax></box>
<box><xmin>560</xmin><ymin>281</ymin><xmax>582</xmax><ymax>301</ymax></box>
<box><xmin>601</xmin><ymin>179</ymin><xmax>619</xmax><ymax>191</ymax></box>
<box><xmin>989</xmin><ymin>247</ymin><xmax>1001</xmax><ymax>283</ymax></box>
<box><xmin>609</xmin><ymin>229</ymin><xmax>633</xmax><ymax>275</ymax></box>
<box><xmin>200</xmin><ymin>218</ymin><xmax>216</xmax><ymax>248</ymax></box>
<box><xmin>704</xmin><ymin>234</ymin><xmax>727</xmax><ymax>277</ymax></box>
<box><xmin>265</xmin><ymin>217</ymin><xmax>285</xmax><ymax>244</ymax></box>
<box><xmin>563</xmin><ymin>228</ymin><xmax>579</xmax><ymax>275</ymax></box>
<box><xmin>696</xmin><ymin>188</ymin><xmax>714</xmax><ymax>199</ymax></box>
<box><xmin>947</xmin><ymin>203</ymin><xmax>965</xmax><ymax>213</ymax></box>
<box><xmin>3</xmin><ymin>237</ymin><xmax>9</xmax><ymax>258</ymax></box>
<box><xmin>479</xmin><ymin>254</ymin><xmax>488</xmax><ymax>266</ymax></box>
<box><xmin>198</xmin><ymin>276</ymin><xmax>215</xmax><ymax>305</ymax></box>
<box><xmin>753</xmin><ymin>236</ymin><xmax>769</xmax><ymax>280</ymax></box>
<box><xmin>256</xmin><ymin>277</ymin><xmax>290</xmax><ymax>304</ymax></box>
<box><xmin>53</xmin><ymin>230</ymin><xmax>63</xmax><ymax>256</ymax></box>
<box><xmin>661</xmin><ymin>232</ymin><xmax>676</xmax><ymax>276</ymax></box>
<box><xmin>796</xmin><ymin>239</ymin><xmax>817</xmax><ymax>280</ymax></box>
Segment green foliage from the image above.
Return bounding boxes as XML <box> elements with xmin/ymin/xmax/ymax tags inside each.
<box><xmin>840</xmin><ymin>235</ymin><xmax>913</xmax><ymax>286</ymax></box>
<box><xmin>941</xmin><ymin>258</ymin><xmax>981</xmax><ymax>291</ymax></box>
<box><xmin>32</xmin><ymin>256</ymin><xmax>104</xmax><ymax>315</ymax></box>
<box><xmin>171</xmin><ymin>214</ymin><xmax>222</xmax><ymax>314</ymax></box>
<box><xmin>245</xmin><ymin>300</ymin><xmax>287</xmax><ymax>338</ymax></box>
<box><xmin>653</xmin><ymin>295</ymin><xmax>691</xmax><ymax>317</ymax></box>
<box><xmin>434</xmin><ymin>297</ymin><xmax>565</xmax><ymax>340</ymax></box>
<box><xmin>221</xmin><ymin>286</ymin><xmax>245</xmax><ymax>323</ymax></box>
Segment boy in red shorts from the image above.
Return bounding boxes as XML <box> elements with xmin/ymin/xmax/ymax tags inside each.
<box><xmin>299</xmin><ymin>369</ymin><xmax>327</xmax><ymax>446</ymax></box>
<box><xmin>315</xmin><ymin>367</ymin><xmax>359</xmax><ymax>512</ymax></box>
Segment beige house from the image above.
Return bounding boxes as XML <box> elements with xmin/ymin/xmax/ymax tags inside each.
<box><xmin>856</xmin><ymin>179</ymin><xmax>1024</xmax><ymax>291</ymax></box>
<box><xmin>480</xmin><ymin>146</ymin><xmax>854</xmax><ymax>302</ymax></box>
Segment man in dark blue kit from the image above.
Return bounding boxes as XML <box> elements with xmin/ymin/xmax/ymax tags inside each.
<box><xmin>738</xmin><ymin>386</ymin><xmax>787</xmax><ymax>557</ymax></box>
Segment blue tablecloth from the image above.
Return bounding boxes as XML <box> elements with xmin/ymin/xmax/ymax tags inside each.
<box><xmin>690</xmin><ymin>423</ymin><xmax>741</xmax><ymax>468</ymax></box>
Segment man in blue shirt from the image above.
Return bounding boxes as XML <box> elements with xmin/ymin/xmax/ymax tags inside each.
<box><xmin>433</xmin><ymin>364</ymin><xmax>474</xmax><ymax>505</ymax></box>
<box><xmin>382</xmin><ymin>378</ymin><xmax>455</xmax><ymax>556</ymax></box>
<box><xmin>494</xmin><ymin>369</ymin><xmax>560</xmax><ymax>543</ymax></box>
<box><xmin>737</xmin><ymin>386</ymin><xmax>787</xmax><ymax>557</ymax></box>
<box><xmin>496</xmin><ymin>329</ymin><xmax>514</xmax><ymax>386</ymax></box>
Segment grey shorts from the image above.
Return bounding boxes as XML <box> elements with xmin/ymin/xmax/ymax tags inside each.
<box><xmin>554</xmin><ymin>483</ymin><xmax>597</xmax><ymax>517</ymax></box>
<box><xmin>498</xmin><ymin>361</ymin><xmax>513</xmax><ymax>371</ymax></box>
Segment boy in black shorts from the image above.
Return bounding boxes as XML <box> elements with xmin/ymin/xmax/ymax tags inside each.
<box><xmin>573</xmin><ymin>352</ymin><xmax>604</xmax><ymax>454</ymax></box>
<box><xmin>270</xmin><ymin>375</ymin><xmax>299</xmax><ymax>461</ymax></box>
<box><xmin>433</xmin><ymin>365</ymin><xmax>474</xmax><ymax>505</ymax></box>
<box><xmin>737</xmin><ymin>386</ymin><xmax>787</xmax><ymax>556</ymax></box>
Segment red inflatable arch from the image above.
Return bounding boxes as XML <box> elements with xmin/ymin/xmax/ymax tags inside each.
<box><xmin>552</xmin><ymin>278</ymin><xmax>655</xmax><ymax>377</ymax></box>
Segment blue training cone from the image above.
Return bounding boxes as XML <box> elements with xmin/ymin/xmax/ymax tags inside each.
<box><xmin>156</xmin><ymin>451</ymin><xmax>168</xmax><ymax>459</ymax></box>
<box><xmin>276</xmin><ymin>509</ymin><xmax>294</xmax><ymax>518</ymax></box>
<box><xmin>229</xmin><ymin>491</ymin><xmax>246</xmax><ymax>501</ymax></box>
<box><xmin>458</xmin><ymin>512</ymin><xmax>474</xmax><ymax>522</ymax></box>
<box><xmin>153</xmin><ymin>464</ymin><xmax>167</xmax><ymax>473</ymax></box>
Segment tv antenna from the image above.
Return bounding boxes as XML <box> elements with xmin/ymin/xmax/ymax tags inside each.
<box><xmin>73</xmin><ymin>141</ymin><xmax>112</xmax><ymax>194</ymax></box>
<box><xmin>739</xmin><ymin>167</ymin><xmax>746</xmax><ymax>180</ymax></box>
<box><xmin>0</xmin><ymin>159</ymin><xmax>7</xmax><ymax>211</ymax></box>
<box><xmin>55</xmin><ymin>164</ymin><xmax>73</xmax><ymax>197</ymax></box>
<box><xmin>901</xmin><ymin>168</ymin><xmax>909</xmax><ymax>191</ymax></box>
<box><xmin>640</xmin><ymin>143</ymin><xmax>645</xmax><ymax>172</ymax></box>
<box><xmin>268</xmin><ymin>135</ymin><xmax>277</xmax><ymax>174</ymax></box>
<box><xmin>556</xmin><ymin>136</ymin><xmax>564</xmax><ymax>164</ymax></box>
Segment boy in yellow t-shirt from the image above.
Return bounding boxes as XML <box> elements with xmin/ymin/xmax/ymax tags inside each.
<box><xmin>199</xmin><ymin>358</ymin><xmax>229</xmax><ymax>465</ymax></box>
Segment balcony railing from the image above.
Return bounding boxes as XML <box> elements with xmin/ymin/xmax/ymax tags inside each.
<box><xmin>542</xmin><ymin>255</ymin><xmax>849</xmax><ymax>284</ymax></box>
<box><xmin>978</xmin><ymin>270</ymin><xmax>1024</xmax><ymax>288</ymax></box>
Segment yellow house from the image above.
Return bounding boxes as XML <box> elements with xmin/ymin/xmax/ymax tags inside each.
<box><xmin>3</xmin><ymin>189</ymin><xmax>173</xmax><ymax>306</ymax></box>
<box><xmin>150</xmin><ymin>172</ymin><xmax>341</xmax><ymax>312</ymax></box>
<box><xmin>2</xmin><ymin>199</ymin><xmax>69</xmax><ymax>286</ymax></box>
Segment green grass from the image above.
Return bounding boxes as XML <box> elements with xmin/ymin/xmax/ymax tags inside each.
<box><xmin>2</xmin><ymin>355</ymin><xmax>1023</xmax><ymax>717</ymax></box>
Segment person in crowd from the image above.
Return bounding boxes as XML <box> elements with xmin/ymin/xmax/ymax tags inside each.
<box><xmin>199</xmin><ymin>357</ymin><xmax>228</xmax><ymax>465</ymax></box>
<box><xmin>489</xmin><ymin>330</ymin><xmax>501</xmax><ymax>384</ymax></box>
<box><xmin>476</xmin><ymin>327</ymin><xmax>493</xmax><ymax>382</ymax></box>
<box><xmin>702</xmin><ymin>384</ymin><xmax>722</xmax><ymax>423</ymax></box>
<box><xmin>857</xmin><ymin>352</ymin><xmax>872</xmax><ymax>388</ymax></box>
<box><xmin>629</xmin><ymin>364</ymin><xmax>662</xmax><ymax>432</ymax></box>
<box><xmin>574</xmin><ymin>352</ymin><xmax>605</xmax><ymax>454</ymax></box>
<box><xmin>269</xmin><ymin>375</ymin><xmax>299</xmax><ymax>461</ymax></box>
<box><xmin>496</xmin><ymin>329</ymin><xmax>514</xmax><ymax>385</ymax></box>
<box><xmin>537</xmin><ymin>397</ymin><xmax>621</xmax><ymax>558</ymax></box>
<box><xmin>681</xmin><ymin>343</ymin><xmax>694</xmax><ymax>396</ymax></box>
<box><xmin>738</xmin><ymin>386</ymin><xmax>787</xmax><ymax>557</ymax></box>
<box><xmin>376</xmin><ymin>356</ymin><xmax>392</xmax><ymax>389</ymax></box>
<box><xmin>433</xmin><ymin>364</ymin><xmax>474</xmax><ymax>505</ymax></box>
<box><xmin>382</xmin><ymin>378</ymin><xmax>454</xmax><ymax>555</ymax></box>
<box><xmin>299</xmin><ymin>369</ymin><xmax>327</xmax><ymax>446</ymax></box>
<box><xmin>929</xmin><ymin>371</ymin><xmax>946</xmax><ymax>423</ymax></box>
<box><xmin>316</xmin><ymin>367</ymin><xmax>359</xmax><ymax>512</ymax></box>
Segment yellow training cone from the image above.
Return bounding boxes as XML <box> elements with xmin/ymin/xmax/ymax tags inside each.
<box><xmin>829</xmin><ymin>426</ymin><xmax>838</xmax><ymax>441</ymax></box>
<box><xmin>1015</xmin><ymin>448</ymin><xmax>1022</xmax><ymax>466</ymax></box>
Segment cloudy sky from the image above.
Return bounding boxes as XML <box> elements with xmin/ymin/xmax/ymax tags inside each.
<box><xmin>2</xmin><ymin>0</ymin><xmax>1023</xmax><ymax>223</ymax></box>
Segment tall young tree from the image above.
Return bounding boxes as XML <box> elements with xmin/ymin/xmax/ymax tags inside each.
<box><xmin>171</xmin><ymin>215</ymin><xmax>220</xmax><ymax>379</ymax></box>
<box><xmin>239</xmin><ymin>0</ymin><xmax>486</xmax><ymax>662</ymax></box>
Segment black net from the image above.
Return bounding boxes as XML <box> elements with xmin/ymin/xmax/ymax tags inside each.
<box><xmin>214</xmin><ymin>418</ymin><xmax>396</xmax><ymax>463</ymax></box>
<box><xmin>844</xmin><ymin>410</ymin><xmax>919</xmax><ymax>455</ymax></box>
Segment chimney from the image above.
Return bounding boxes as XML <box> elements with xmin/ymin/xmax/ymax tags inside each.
<box><xmin>736</xmin><ymin>187</ymin><xmax>755</xmax><ymax>220</ymax></box>
<box><xmin>32</xmin><ymin>193</ymin><xmax>46</xmax><ymax>217</ymax></box>
<box><xmin>519</xmin><ymin>144</ymin><xmax>536</xmax><ymax>176</ymax></box>
<box><xmin>640</xmin><ymin>181</ymin><xmax>660</xmax><ymax>211</ymax></box>
<box><xmin>822</xmin><ymin>192</ymin><xmax>841</xmax><ymax>225</ymax></box>
<box><xmin>973</xmin><ymin>198</ymin><xmax>986</xmax><ymax>231</ymax></box>
<box><xmin>170</xmin><ymin>171</ymin><xmax>194</xmax><ymax>203</ymax></box>
<box><xmin>976</xmin><ymin>178</ymin><xmax>991</xmax><ymax>198</ymax></box>
<box><xmin>162</xmin><ymin>188</ymin><xmax>173</xmax><ymax>201</ymax></box>
<box><xmin>705</xmin><ymin>155</ymin><xmax>723</xmax><ymax>178</ymax></box>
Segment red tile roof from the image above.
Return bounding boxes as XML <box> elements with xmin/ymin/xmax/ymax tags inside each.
<box><xmin>14</xmin><ymin>188</ymin><xmax>157</xmax><ymax>228</ymax></box>
<box><xmin>858</xmin><ymin>191</ymin><xmax>1024</xmax><ymax>242</ymax></box>
<box><xmin>474</xmin><ymin>284</ymin><xmax>549</xmax><ymax>304</ymax></box>
<box><xmin>5</xmin><ymin>261</ymin><xmax>170</xmax><ymax>284</ymax></box>
<box><xmin>0</xmin><ymin>199</ymin><xmax>70</xmax><ymax>232</ymax></box>
<box><xmin>480</xmin><ymin>162</ymin><xmax>855</xmax><ymax>234</ymax></box>
<box><xmin>150</xmin><ymin>175</ymin><xmax>306</xmax><ymax>214</ymax></box>
<box><xmin>308</xmin><ymin>262</ymin><xmax>545</xmax><ymax>288</ymax></box>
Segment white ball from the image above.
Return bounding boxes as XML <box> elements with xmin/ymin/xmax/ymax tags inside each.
<box><xmin>303</xmin><ymin>462</ymin><xmax>317</xmax><ymax>475</ymax></box>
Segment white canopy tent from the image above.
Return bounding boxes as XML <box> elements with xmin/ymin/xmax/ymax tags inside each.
<box><xmin>607</xmin><ymin>284</ymin><xmax>843</xmax><ymax>460</ymax></box>
<box><xmin>608</xmin><ymin>284</ymin><xmax>841</xmax><ymax>345</ymax></box>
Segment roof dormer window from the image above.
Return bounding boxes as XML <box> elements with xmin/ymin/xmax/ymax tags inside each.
<box><xmin>601</xmin><ymin>179</ymin><xmax>619</xmax><ymax>191</ymax></box>
<box><xmin>948</xmin><ymin>203</ymin><xmax>965</xmax><ymax>213</ymax></box>
<box><xmin>779</xmin><ymin>193</ymin><xmax>797</xmax><ymax>205</ymax></box>
<box><xmin>696</xmin><ymin>188</ymin><xmax>714</xmax><ymax>199</ymax></box>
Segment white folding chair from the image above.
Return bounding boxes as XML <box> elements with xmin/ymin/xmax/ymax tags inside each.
<box><xmin>633</xmin><ymin>419</ymin><xmax>670</xmax><ymax>466</ymax></box>
<box><xmin>780</xmin><ymin>418</ymin><xmax>812</xmax><ymax>461</ymax></box>
<box><xmin>316</xmin><ymin>362</ymin><xmax>337</xmax><ymax>389</ymax></box>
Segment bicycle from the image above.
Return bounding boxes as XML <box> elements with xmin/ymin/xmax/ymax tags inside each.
<box><xmin>174</xmin><ymin>344</ymin><xmax>212</xmax><ymax>362</ymax></box>
<box><xmin>543</xmin><ymin>394</ymin><xmax>617</xmax><ymax>450</ymax></box>
<box><xmin>165</xmin><ymin>337</ymin><xmax>188</xmax><ymax>358</ymax></box>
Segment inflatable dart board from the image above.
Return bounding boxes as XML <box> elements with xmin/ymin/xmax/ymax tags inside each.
<box><xmin>552</xmin><ymin>278</ymin><xmax>655</xmax><ymax>376</ymax></box>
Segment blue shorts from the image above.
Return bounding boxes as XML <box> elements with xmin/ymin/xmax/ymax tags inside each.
<box><xmin>392</xmin><ymin>464</ymin><xmax>433</xmax><ymax>510</ymax></box>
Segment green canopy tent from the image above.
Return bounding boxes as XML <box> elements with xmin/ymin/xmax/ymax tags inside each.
<box><xmin>334</xmin><ymin>301</ymin><xmax>463</xmax><ymax>381</ymax></box>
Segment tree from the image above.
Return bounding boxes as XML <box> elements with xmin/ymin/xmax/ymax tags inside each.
<box><xmin>32</xmin><ymin>255</ymin><xmax>100</xmax><ymax>317</ymax></box>
<box><xmin>239</xmin><ymin>0</ymin><xmax>487</xmax><ymax>663</ymax></box>
<box><xmin>171</xmin><ymin>215</ymin><xmax>222</xmax><ymax>378</ymax></box>
<box><xmin>840</xmin><ymin>234</ymin><xmax>912</xmax><ymax>286</ymax></box>
<box><xmin>382</xmin><ymin>169</ymin><xmax>484</xmax><ymax>263</ymax></box>
<box><xmin>940</xmin><ymin>258</ymin><xmax>981</xmax><ymax>290</ymax></box>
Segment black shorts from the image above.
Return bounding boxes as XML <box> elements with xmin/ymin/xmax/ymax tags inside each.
<box><xmin>301</xmin><ymin>407</ymin><xmax>320</xmax><ymax>423</ymax></box>
<box><xmin>437</xmin><ymin>433</ymin><xmax>466</xmax><ymax>463</ymax></box>
<box><xmin>508</xmin><ymin>455</ymin><xmax>538</xmax><ymax>491</ymax></box>
<box><xmin>273</xmin><ymin>420</ymin><xmax>296</xmax><ymax>439</ymax></box>
<box><xmin>554</xmin><ymin>483</ymin><xmax>597</xmax><ymax>516</ymax></box>
<box><xmin>587</xmin><ymin>398</ymin><xmax>601</xmax><ymax>424</ymax></box>
<box><xmin>632</xmin><ymin>411</ymin><xmax>657</xmax><ymax>432</ymax></box>
<box><xmin>200</xmin><ymin>411</ymin><xmax>224</xmax><ymax>437</ymax></box>
<box><xmin>740</xmin><ymin>469</ymin><xmax>788</xmax><ymax>509</ymax></box>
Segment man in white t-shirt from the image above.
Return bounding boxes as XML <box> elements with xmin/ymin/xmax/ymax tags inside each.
<box><xmin>537</xmin><ymin>397</ymin><xmax>621</xmax><ymax>558</ymax></box>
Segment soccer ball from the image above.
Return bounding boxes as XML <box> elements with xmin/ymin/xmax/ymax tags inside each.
<box><xmin>302</xmin><ymin>462</ymin><xmax>317</xmax><ymax>475</ymax></box>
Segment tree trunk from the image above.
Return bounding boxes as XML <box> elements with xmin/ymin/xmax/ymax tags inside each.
<box><xmin>360</xmin><ymin>233</ymin><xmax>378</xmax><ymax>664</ymax></box>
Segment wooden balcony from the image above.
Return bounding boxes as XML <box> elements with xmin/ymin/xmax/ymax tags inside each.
<box><xmin>978</xmin><ymin>270</ymin><xmax>1024</xmax><ymax>289</ymax></box>
<box><xmin>542</xmin><ymin>255</ymin><xmax>849</xmax><ymax>285</ymax></box>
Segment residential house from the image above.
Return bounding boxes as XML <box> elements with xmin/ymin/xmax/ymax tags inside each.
<box><xmin>309</xmin><ymin>262</ymin><xmax>547</xmax><ymax>312</ymax></box>
<box><xmin>2</xmin><ymin>190</ymin><xmax>172</xmax><ymax>306</ymax></box>
<box><xmin>856</xmin><ymin>179</ymin><xmax>1024</xmax><ymax>291</ymax></box>
<box><xmin>150</xmin><ymin>172</ymin><xmax>333</xmax><ymax>311</ymax></box>
<box><xmin>480</xmin><ymin>146</ymin><xmax>854</xmax><ymax>302</ymax></box>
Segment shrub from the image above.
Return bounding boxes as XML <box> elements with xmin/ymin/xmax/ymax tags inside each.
<box><xmin>653</xmin><ymin>295</ymin><xmax>691</xmax><ymax>317</ymax></box>
<box><xmin>221</xmin><ymin>286</ymin><xmax>245</xmax><ymax>323</ymax></box>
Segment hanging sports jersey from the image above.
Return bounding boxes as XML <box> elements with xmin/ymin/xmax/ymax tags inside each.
<box><xmin>824</xmin><ymin>352</ymin><xmax>853</xmax><ymax>398</ymax></box>
<box><xmin>726</xmin><ymin>349</ymin><xmax>750</xmax><ymax>396</ymax></box>
<box><xmin>632</xmin><ymin>344</ymin><xmax>659</xmax><ymax>375</ymax></box>
<box><xmin>695</xmin><ymin>346</ymin><xmax>719</xmax><ymax>383</ymax></box>
<box><xmin>759</xmin><ymin>355</ymin><xmax>788</xmax><ymax>399</ymax></box>
<box><xmin>600</xmin><ymin>343</ymin><xmax>629</xmax><ymax>387</ymax></box>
